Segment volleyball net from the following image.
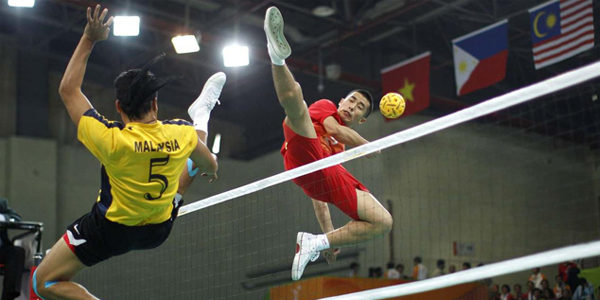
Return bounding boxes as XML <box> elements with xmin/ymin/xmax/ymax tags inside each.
<box><xmin>75</xmin><ymin>61</ymin><xmax>600</xmax><ymax>300</ymax></box>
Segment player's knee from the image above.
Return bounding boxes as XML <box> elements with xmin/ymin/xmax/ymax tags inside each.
<box><xmin>378</xmin><ymin>211</ymin><xmax>393</xmax><ymax>235</ymax></box>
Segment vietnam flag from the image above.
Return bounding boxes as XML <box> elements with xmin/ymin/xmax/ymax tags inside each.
<box><xmin>453</xmin><ymin>19</ymin><xmax>508</xmax><ymax>96</ymax></box>
<box><xmin>380</xmin><ymin>52</ymin><xmax>431</xmax><ymax>119</ymax></box>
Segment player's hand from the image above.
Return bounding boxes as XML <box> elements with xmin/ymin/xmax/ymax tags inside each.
<box><xmin>201</xmin><ymin>172</ymin><xmax>218</xmax><ymax>183</ymax></box>
<box><xmin>366</xmin><ymin>150</ymin><xmax>381</xmax><ymax>159</ymax></box>
<box><xmin>322</xmin><ymin>248</ymin><xmax>340</xmax><ymax>265</ymax></box>
<box><xmin>84</xmin><ymin>5</ymin><xmax>113</xmax><ymax>43</ymax></box>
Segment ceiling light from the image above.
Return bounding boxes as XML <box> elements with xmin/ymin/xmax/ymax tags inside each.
<box><xmin>113</xmin><ymin>16</ymin><xmax>140</xmax><ymax>36</ymax></box>
<box><xmin>8</xmin><ymin>0</ymin><xmax>34</xmax><ymax>7</ymax></box>
<box><xmin>222</xmin><ymin>45</ymin><xmax>249</xmax><ymax>67</ymax></box>
<box><xmin>212</xmin><ymin>133</ymin><xmax>221</xmax><ymax>154</ymax></box>
<box><xmin>312</xmin><ymin>6</ymin><xmax>335</xmax><ymax>17</ymax></box>
<box><xmin>172</xmin><ymin>35</ymin><xmax>200</xmax><ymax>54</ymax></box>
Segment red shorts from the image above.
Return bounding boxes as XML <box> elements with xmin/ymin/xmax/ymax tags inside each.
<box><xmin>281</xmin><ymin>123</ymin><xmax>368</xmax><ymax>220</ymax></box>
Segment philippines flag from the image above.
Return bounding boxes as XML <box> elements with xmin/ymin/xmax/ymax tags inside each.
<box><xmin>529</xmin><ymin>0</ymin><xmax>594</xmax><ymax>69</ymax></box>
<box><xmin>453</xmin><ymin>20</ymin><xmax>509</xmax><ymax>96</ymax></box>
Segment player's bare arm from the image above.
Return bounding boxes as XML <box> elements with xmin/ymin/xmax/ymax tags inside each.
<box><xmin>59</xmin><ymin>5</ymin><xmax>113</xmax><ymax>127</ymax></box>
<box><xmin>322</xmin><ymin>116</ymin><xmax>369</xmax><ymax>147</ymax></box>
<box><xmin>190</xmin><ymin>137</ymin><xmax>218</xmax><ymax>182</ymax></box>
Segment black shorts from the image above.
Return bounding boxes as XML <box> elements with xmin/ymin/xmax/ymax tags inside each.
<box><xmin>63</xmin><ymin>199</ymin><xmax>181</xmax><ymax>267</ymax></box>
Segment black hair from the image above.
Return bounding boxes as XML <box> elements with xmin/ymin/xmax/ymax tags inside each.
<box><xmin>114</xmin><ymin>54</ymin><xmax>177</xmax><ymax>121</ymax></box>
<box><xmin>387</xmin><ymin>262</ymin><xmax>395</xmax><ymax>269</ymax></box>
<box><xmin>346</xmin><ymin>89</ymin><xmax>374</xmax><ymax>118</ymax></box>
<box><xmin>514</xmin><ymin>284</ymin><xmax>522</xmax><ymax>289</ymax></box>
<box><xmin>414</xmin><ymin>256</ymin><xmax>422</xmax><ymax>263</ymax></box>
<box><xmin>350</xmin><ymin>262</ymin><xmax>359</xmax><ymax>269</ymax></box>
<box><xmin>396</xmin><ymin>263</ymin><xmax>404</xmax><ymax>269</ymax></box>
<box><xmin>437</xmin><ymin>259</ymin><xmax>445</xmax><ymax>267</ymax></box>
<box><xmin>462</xmin><ymin>262</ymin><xmax>471</xmax><ymax>269</ymax></box>
<box><xmin>502</xmin><ymin>285</ymin><xmax>511</xmax><ymax>293</ymax></box>
<box><xmin>115</xmin><ymin>70</ymin><xmax>156</xmax><ymax>120</ymax></box>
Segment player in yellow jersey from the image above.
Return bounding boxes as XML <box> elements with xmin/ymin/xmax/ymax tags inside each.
<box><xmin>32</xmin><ymin>5</ymin><xmax>224</xmax><ymax>300</ymax></box>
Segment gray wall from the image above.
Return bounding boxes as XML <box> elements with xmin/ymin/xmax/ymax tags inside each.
<box><xmin>1</xmin><ymin>104</ymin><xmax>597</xmax><ymax>299</ymax></box>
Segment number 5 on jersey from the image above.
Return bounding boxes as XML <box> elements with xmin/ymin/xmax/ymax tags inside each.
<box><xmin>144</xmin><ymin>156</ymin><xmax>170</xmax><ymax>200</ymax></box>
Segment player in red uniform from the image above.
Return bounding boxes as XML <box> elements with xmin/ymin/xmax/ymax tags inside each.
<box><xmin>264</xmin><ymin>6</ymin><xmax>393</xmax><ymax>280</ymax></box>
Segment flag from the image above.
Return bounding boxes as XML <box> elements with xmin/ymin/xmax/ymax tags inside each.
<box><xmin>529</xmin><ymin>0</ymin><xmax>594</xmax><ymax>69</ymax></box>
<box><xmin>453</xmin><ymin>20</ymin><xmax>508</xmax><ymax>96</ymax></box>
<box><xmin>381</xmin><ymin>52</ymin><xmax>430</xmax><ymax>119</ymax></box>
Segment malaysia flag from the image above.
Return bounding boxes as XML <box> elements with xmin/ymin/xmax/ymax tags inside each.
<box><xmin>453</xmin><ymin>20</ymin><xmax>509</xmax><ymax>96</ymax></box>
<box><xmin>529</xmin><ymin>0</ymin><xmax>594</xmax><ymax>69</ymax></box>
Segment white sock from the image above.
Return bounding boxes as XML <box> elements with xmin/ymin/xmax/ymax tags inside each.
<box><xmin>193</xmin><ymin>108</ymin><xmax>210</xmax><ymax>134</ymax></box>
<box><xmin>315</xmin><ymin>234</ymin><xmax>330</xmax><ymax>251</ymax></box>
<box><xmin>267</xmin><ymin>43</ymin><xmax>285</xmax><ymax>66</ymax></box>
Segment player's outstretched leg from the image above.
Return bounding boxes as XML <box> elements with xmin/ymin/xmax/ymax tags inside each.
<box><xmin>179</xmin><ymin>72</ymin><xmax>226</xmax><ymax>196</ymax></box>
<box><xmin>292</xmin><ymin>190</ymin><xmax>393</xmax><ymax>280</ymax></box>
<box><xmin>265</xmin><ymin>6</ymin><xmax>316</xmax><ymax>139</ymax></box>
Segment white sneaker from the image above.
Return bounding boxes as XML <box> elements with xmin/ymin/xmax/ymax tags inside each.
<box><xmin>264</xmin><ymin>6</ymin><xmax>291</xmax><ymax>61</ymax></box>
<box><xmin>188</xmin><ymin>72</ymin><xmax>226</xmax><ymax>120</ymax></box>
<box><xmin>291</xmin><ymin>232</ymin><xmax>320</xmax><ymax>281</ymax></box>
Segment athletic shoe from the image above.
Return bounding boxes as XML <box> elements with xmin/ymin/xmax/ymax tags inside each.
<box><xmin>188</xmin><ymin>72</ymin><xmax>226</xmax><ymax>120</ymax></box>
<box><xmin>264</xmin><ymin>6</ymin><xmax>291</xmax><ymax>61</ymax></box>
<box><xmin>291</xmin><ymin>232</ymin><xmax>320</xmax><ymax>281</ymax></box>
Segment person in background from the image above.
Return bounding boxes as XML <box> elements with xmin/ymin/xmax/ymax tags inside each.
<box><xmin>0</xmin><ymin>198</ymin><xmax>25</xmax><ymax>300</ymax></box>
<box><xmin>572</xmin><ymin>278</ymin><xmax>594</xmax><ymax>300</ymax></box>
<box><xmin>489</xmin><ymin>284</ymin><xmax>500</xmax><ymax>300</ymax></box>
<box><xmin>525</xmin><ymin>281</ymin><xmax>536</xmax><ymax>300</ymax></box>
<box><xmin>348</xmin><ymin>262</ymin><xmax>359</xmax><ymax>278</ymax></box>
<box><xmin>412</xmin><ymin>256</ymin><xmax>428</xmax><ymax>280</ymax></box>
<box><xmin>395</xmin><ymin>264</ymin><xmax>411</xmax><ymax>280</ymax></box>
<box><xmin>431</xmin><ymin>259</ymin><xmax>446</xmax><ymax>277</ymax></box>
<box><xmin>559</xmin><ymin>262</ymin><xmax>577</xmax><ymax>282</ymax></box>
<box><xmin>384</xmin><ymin>262</ymin><xmax>400</xmax><ymax>279</ymax></box>
<box><xmin>374</xmin><ymin>267</ymin><xmax>383</xmax><ymax>278</ymax></box>
<box><xmin>514</xmin><ymin>284</ymin><xmax>526</xmax><ymax>300</ymax></box>
<box><xmin>533</xmin><ymin>288</ymin><xmax>543</xmax><ymax>300</ymax></box>
<box><xmin>500</xmin><ymin>284</ymin><xmax>514</xmax><ymax>300</ymax></box>
<box><xmin>530</xmin><ymin>268</ymin><xmax>547</xmax><ymax>289</ymax></box>
<box><xmin>462</xmin><ymin>262</ymin><xmax>472</xmax><ymax>271</ymax></box>
<box><xmin>542</xmin><ymin>288</ymin><xmax>555</xmax><ymax>300</ymax></box>
<box><xmin>566</xmin><ymin>264</ymin><xmax>581</xmax><ymax>293</ymax></box>
<box><xmin>559</xmin><ymin>288</ymin><xmax>572</xmax><ymax>300</ymax></box>
<box><xmin>554</xmin><ymin>274</ymin><xmax>571</xmax><ymax>299</ymax></box>
<box><xmin>449</xmin><ymin>264</ymin><xmax>457</xmax><ymax>274</ymax></box>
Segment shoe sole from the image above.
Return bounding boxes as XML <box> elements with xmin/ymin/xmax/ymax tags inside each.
<box><xmin>188</xmin><ymin>72</ymin><xmax>226</xmax><ymax>119</ymax></box>
<box><xmin>291</xmin><ymin>232</ymin><xmax>304</xmax><ymax>281</ymax></box>
<box><xmin>264</xmin><ymin>7</ymin><xmax>291</xmax><ymax>59</ymax></box>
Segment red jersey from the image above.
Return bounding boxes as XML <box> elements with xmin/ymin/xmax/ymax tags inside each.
<box><xmin>308</xmin><ymin>99</ymin><xmax>346</xmax><ymax>156</ymax></box>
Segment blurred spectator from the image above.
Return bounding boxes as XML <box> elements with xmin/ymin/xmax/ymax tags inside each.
<box><xmin>489</xmin><ymin>284</ymin><xmax>500</xmax><ymax>300</ymax></box>
<box><xmin>525</xmin><ymin>281</ymin><xmax>536</xmax><ymax>300</ymax></box>
<box><xmin>368</xmin><ymin>267</ymin><xmax>375</xmax><ymax>278</ymax></box>
<box><xmin>477</xmin><ymin>263</ymin><xmax>493</xmax><ymax>286</ymax></box>
<box><xmin>514</xmin><ymin>284</ymin><xmax>526</xmax><ymax>300</ymax></box>
<box><xmin>542</xmin><ymin>280</ymin><xmax>551</xmax><ymax>291</ymax></box>
<box><xmin>431</xmin><ymin>259</ymin><xmax>446</xmax><ymax>277</ymax></box>
<box><xmin>566</xmin><ymin>264</ymin><xmax>581</xmax><ymax>293</ymax></box>
<box><xmin>530</xmin><ymin>268</ymin><xmax>547</xmax><ymax>289</ymax></box>
<box><xmin>559</xmin><ymin>262</ymin><xmax>578</xmax><ymax>282</ymax></box>
<box><xmin>572</xmin><ymin>278</ymin><xmax>594</xmax><ymax>300</ymax></box>
<box><xmin>449</xmin><ymin>264</ymin><xmax>457</xmax><ymax>274</ymax></box>
<box><xmin>0</xmin><ymin>198</ymin><xmax>25</xmax><ymax>300</ymax></box>
<box><xmin>348</xmin><ymin>262</ymin><xmax>359</xmax><ymax>277</ymax></box>
<box><xmin>374</xmin><ymin>267</ymin><xmax>383</xmax><ymax>278</ymax></box>
<box><xmin>412</xmin><ymin>256</ymin><xmax>428</xmax><ymax>280</ymax></box>
<box><xmin>462</xmin><ymin>262</ymin><xmax>472</xmax><ymax>270</ymax></box>
<box><xmin>543</xmin><ymin>288</ymin><xmax>555</xmax><ymax>300</ymax></box>
<box><xmin>395</xmin><ymin>264</ymin><xmax>410</xmax><ymax>280</ymax></box>
<box><xmin>554</xmin><ymin>274</ymin><xmax>571</xmax><ymax>299</ymax></box>
<box><xmin>533</xmin><ymin>288</ymin><xmax>542</xmax><ymax>300</ymax></box>
<box><xmin>500</xmin><ymin>284</ymin><xmax>514</xmax><ymax>300</ymax></box>
<box><xmin>385</xmin><ymin>262</ymin><xmax>400</xmax><ymax>279</ymax></box>
<box><xmin>560</xmin><ymin>288</ymin><xmax>572</xmax><ymax>300</ymax></box>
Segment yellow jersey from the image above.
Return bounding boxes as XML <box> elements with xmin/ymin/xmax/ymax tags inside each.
<box><xmin>78</xmin><ymin>109</ymin><xmax>198</xmax><ymax>226</ymax></box>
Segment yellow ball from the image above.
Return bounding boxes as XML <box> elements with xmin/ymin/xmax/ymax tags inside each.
<box><xmin>379</xmin><ymin>92</ymin><xmax>406</xmax><ymax>119</ymax></box>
